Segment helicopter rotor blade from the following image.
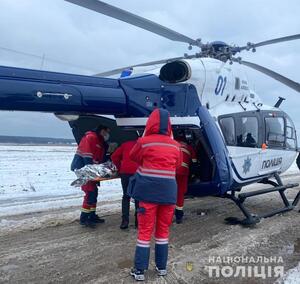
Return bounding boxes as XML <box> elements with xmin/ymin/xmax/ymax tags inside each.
<box><xmin>233</xmin><ymin>58</ymin><xmax>300</xmax><ymax>92</ymax></box>
<box><xmin>65</xmin><ymin>0</ymin><xmax>199</xmax><ymax>47</ymax></box>
<box><xmin>239</xmin><ymin>34</ymin><xmax>300</xmax><ymax>51</ymax></box>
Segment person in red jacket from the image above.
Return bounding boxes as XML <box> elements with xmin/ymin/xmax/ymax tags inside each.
<box><xmin>128</xmin><ymin>108</ymin><xmax>182</xmax><ymax>281</ymax></box>
<box><xmin>111</xmin><ymin>139</ymin><xmax>139</xmax><ymax>229</ymax></box>
<box><xmin>71</xmin><ymin>125</ymin><xmax>110</xmax><ymax>228</ymax></box>
<box><xmin>175</xmin><ymin>130</ymin><xmax>197</xmax><ymax>224</ymax></box>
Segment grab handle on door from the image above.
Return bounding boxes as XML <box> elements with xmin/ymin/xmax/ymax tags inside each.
<box><xmin>36</xmin><ymin>91</ymin><xmax>72</xmax><ymax>100</ymax></box>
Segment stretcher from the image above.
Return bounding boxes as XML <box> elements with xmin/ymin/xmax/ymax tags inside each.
<box><xmin>71</xmin><ymin>161</ymin><xmax>119</xmax><ymax>187</ymax></box>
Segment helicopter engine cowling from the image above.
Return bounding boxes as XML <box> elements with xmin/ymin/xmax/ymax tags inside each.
<box><xmin>159</xmin><ymin>60</ymin><xmax>191</xmax><ymax>83</ymax></box>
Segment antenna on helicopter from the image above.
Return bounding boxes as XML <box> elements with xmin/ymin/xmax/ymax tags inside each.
<box><xmin>274</xmin><ymin>97</ymin><xmax>286</xmax><ymax>108</ymax></box>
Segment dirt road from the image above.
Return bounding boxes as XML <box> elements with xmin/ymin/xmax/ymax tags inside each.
<box><xmin>0</xmin><ymin>175</ymin><xmax>300</xmax><ymax>284</ymax></box>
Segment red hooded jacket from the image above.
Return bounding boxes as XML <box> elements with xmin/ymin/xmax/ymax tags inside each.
<box><xmin>129</xmin><ymin>109</ymin><xmax>182</xmax><ymax>204</ymax></box>
<box><xmin>111</xmin><ymin>140</ymin><xmax>138</xmax><ymax>175</ymax></box>
<box><xmin>71</xmin><ymin>131</ymin><xmax>105</xmax><ymax>171</ymax></box>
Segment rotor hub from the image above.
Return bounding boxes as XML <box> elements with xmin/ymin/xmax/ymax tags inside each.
<box><xmin>199</xmin><ymin>41</ymin><xmax>233</xmax><ymax>62</ymax></box>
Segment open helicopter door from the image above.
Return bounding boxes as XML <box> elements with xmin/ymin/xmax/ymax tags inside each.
<box><xmin>69</xmin><ymin>115</ymin><xmax>138</xmax><ymax>144</ymax></box>
<box><xmin>187</xmin><ymin>106</ymin><xmax>233</xmax><ymax>197</ymax></box>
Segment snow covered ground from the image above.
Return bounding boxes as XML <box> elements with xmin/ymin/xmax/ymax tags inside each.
<box><xmin>0</xmin><ymin>145</ymin><xmax>298</xmax><ymax>218</ymax></box>
<box><xmin>0</xmin><ymin>144</ymin><xmax>298</xmax><ymax>218</ymax></box>
<box><xmin>0</xmin><ymin>145</ymin><xmax>122</xmax><ymax>217</ymax></box>
<box><xmin>0</xmin><ymin>145</ymin><xmax>299</xmax><ymax>283</ymax></box>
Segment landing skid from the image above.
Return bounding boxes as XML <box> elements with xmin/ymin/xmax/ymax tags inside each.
<box><xmin>223</xmin><ymin>173</ymin><xmax>300</xmax><ymax>227</ymax></box>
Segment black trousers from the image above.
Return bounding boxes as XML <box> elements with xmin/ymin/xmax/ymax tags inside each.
<box><xmin>120</xmin><ymin>173</ymin><xmax>139</xmax><ymax>221</ymax></box>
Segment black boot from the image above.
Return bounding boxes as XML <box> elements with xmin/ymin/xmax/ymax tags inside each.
<box><xmin>80</xmin><ymin>212</ymin><xmax>96</xmax><ymax>228</ymax></box>
<box><xmin>90</xmin><ymin>212</ymin><xmax>105</xmax><ymax>224</ymax></box>
<box><xmin>120</xmin><ymin>218</ymin><xmax>129</xmax><ymax>230</ymax></box>
<box><xmin>175</xmin><ymin>208</ymin><xmax>184</xmax><ymax>224</ymax></box>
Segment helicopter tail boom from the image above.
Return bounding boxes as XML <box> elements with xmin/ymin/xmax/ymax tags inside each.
<box><xmin>0</xmin><ymin>65</ymin><xmax>127</xmax><ymax>115</ymax></box>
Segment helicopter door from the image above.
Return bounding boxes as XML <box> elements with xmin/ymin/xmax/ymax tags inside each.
<box><xmin>196</xmin><ymin>106</ymin><xmax>233</xmax><ymax>195</ymax></box>
<box><xmin>228</xmin><ymin>114</ymin><xmax>263</xmax><ymax>183</ymax></box>
<box><xmin>259</xmin><ymin>113</ymin><xmax>286</xmax><ymax>176</ymax></box>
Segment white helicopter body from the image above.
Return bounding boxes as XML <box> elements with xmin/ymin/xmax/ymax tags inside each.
<box><xmin>114</xmin><ymin>57</ymin><xmax>297</xmax><ymax>187</ymax></box>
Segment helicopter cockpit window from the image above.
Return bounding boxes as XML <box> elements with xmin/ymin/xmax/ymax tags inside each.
<box><xmin>219</xmin><ymin>117</ymin><xmax>235</xmax><ymax>146</ymax></box>
<box><xmin>285</xmin><ymin>116</ymin><xmax>297</xmax><ymax>150</ymax></box>
<box><xmin>265</xmin><ymin>117</ymin><xmax>285</xmax><ymax>148</ymax></box>
<box><xmin>237</xmin><ymin>117</ymin><xmax>258</xmax><ymax>147</ymax></box>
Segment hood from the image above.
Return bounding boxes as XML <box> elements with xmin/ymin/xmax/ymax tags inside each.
<box><xmin>143</xmin><ymin>108</ymin><xmax>172</xmax><ymax>137</ymax></box>
<box><xmin>85</xmin><ymin>130</ymin><xmax>98</xmax><ymax>138</ymax></box>
<box><xmin>85</xmin><ymin>130</ymin><xmax>104</xmax><ymax>143</ymax></box>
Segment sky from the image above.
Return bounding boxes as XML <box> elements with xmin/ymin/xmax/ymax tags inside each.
<box><xmin>0</xmin><ymin>0</ymin><xmax>299</xmax><ymax>138</ymax></box>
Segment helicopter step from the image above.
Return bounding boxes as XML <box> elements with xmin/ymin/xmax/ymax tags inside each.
<box><xmin>223</xmin><ymin>173</ymin><xmax>299</xmax><ymax>226</ymax></box>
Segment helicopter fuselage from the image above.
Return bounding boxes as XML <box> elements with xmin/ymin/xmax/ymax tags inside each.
<box><xmin>118</xmin><ymin>57</ymin><xmax>297</xmax><ymax>189</ymax></box>
<box><xmin>0</xmin><ymin>58</ymin><xmax>297</xmax><ymax>195</ymax></box>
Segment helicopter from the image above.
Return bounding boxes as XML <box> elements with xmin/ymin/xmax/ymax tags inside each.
<box><xmin>0</xmin><ymin>0</ymin><xmax>300</xmax><ymax>226</ymax></box>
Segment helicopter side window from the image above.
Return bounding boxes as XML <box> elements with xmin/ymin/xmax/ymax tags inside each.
<box><xmin>219</xmin><ymin>117</ymin><xmax>235</xmax><ymax>146</ymax></box>
<box><xmin>237</xmin><ymin>117</ymin><xmax>258</xmax><ymax>148</ymax></box>
<box><xmin>265</xmin><ymin>117</ymin><xmax>285</xmax><ymax>148</ymax></box>
<box><xmin>285</xmin><ymin>116</ymin><xmax>297</xmax><ymax>150</ymax></box>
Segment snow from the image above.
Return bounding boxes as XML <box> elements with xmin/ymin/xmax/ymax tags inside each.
<box><xmin>0</xmin><ymin>145</ymin><xmax>300</xmax><ymax>281</ymax></box>
<box><xmin>0</xmin><ymin>145</ymin><xmax>122</xmax><ymax>217</ymax></box>
<box><xmin>0</xmin><ymin>202</ymin><xmax>121</xmax><ymax>236</ymax></box>
<box><xmin>276</xmin><ymin>262</ymin><xmax>300</xmax><ymax>284</ymax></box>
<box><xmin>0</xmin><ymin>145</ymin><xmax>298</xmax><ymax>218</ymax></box>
